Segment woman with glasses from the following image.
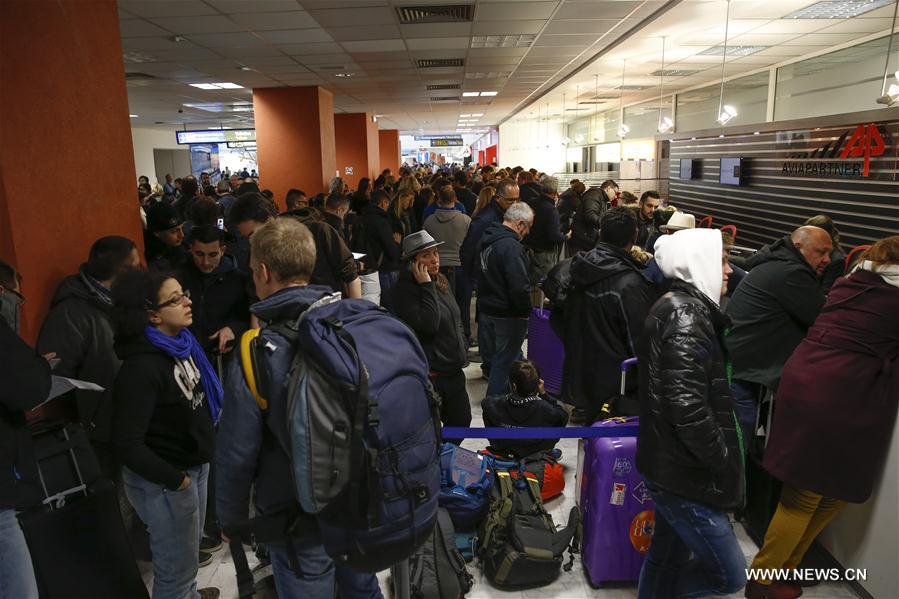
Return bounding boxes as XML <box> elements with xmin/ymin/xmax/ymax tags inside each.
<box><xmin>110</xmin><ymin>270</ymin><xmax>222</xmax><ymax>599</ymax></box>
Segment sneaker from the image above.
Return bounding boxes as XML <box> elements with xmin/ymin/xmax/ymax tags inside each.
<box><xmin>198</xmin><ymin>550</ymin><xmax>215</xmax><ymax>568</ymax></box>
<box><xmin>200</xmin><ymin>536</ymin><xmax>223</xmax><ymax>553</ymax></box>
<box><xmin>199</xmin><ymin>588</ymin><xmax>220</xmax><ymax>599</ymax></box>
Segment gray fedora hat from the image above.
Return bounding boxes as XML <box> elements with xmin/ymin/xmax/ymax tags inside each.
<box><xmin>402</xmin><ymin>230</ymin><xmax>444</xmax><ymax>260</ymax></box>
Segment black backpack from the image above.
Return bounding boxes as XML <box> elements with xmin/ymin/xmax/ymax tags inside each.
<box><xmin>392</xmin><ymin>508</ymin><xmax>473</xmax><ymax>599</ymax></box>
<box><xmin>478</xmin><ymin>469</ymin><xmax>580</xmax><ymax>588</ymax></box>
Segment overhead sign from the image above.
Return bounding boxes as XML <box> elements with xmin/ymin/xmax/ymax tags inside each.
<box><xmin>176</xmin><ymin>129</ymin><xmax>256</xmax><ymax>145</ymax></box>
<box><xmin>413</xmin><ymin>135</ymin><xmax>464</xmax><ymax>146</ymax></box>
<box><xmin>226</xmin><ymin>141</ymin><xmax>257</xmax><ymax>149</ymax></box>
<box><xmin>779</xmin><ymin>123</ymin><xmax>889</xmax><ymax>179</ymax></box>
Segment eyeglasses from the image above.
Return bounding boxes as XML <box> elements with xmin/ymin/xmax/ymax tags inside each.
<box><xmin>155</xmin><ymin>290</ymin><xmax>191</xmax><ymax>309</ymax></box>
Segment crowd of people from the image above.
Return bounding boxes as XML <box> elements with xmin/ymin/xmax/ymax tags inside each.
<box><xmin>1</xmin><ymin>161</ymin><xmax>897</xmax><ymax>599</ymax></box>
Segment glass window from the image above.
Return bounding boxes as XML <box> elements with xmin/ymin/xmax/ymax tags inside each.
<box><xmin>623</xmin><ymin>97</ymin><xmax>673</xmax><ymax>138</ymax></box>
<box><xmin>676</xmin><ymin>71</ymin><xmax>769</xmax><ymax>132</ymax></box>
<box><xmin>774</xmin><ymin>33</ymin><xmax>899</xmax><ymax>121</ymax></box>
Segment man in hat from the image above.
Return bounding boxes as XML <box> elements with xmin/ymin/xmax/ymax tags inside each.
<box><xmin>145</xmin><ymin>202</ymin><xmax>190</xmax><ymax>272</ymax></box>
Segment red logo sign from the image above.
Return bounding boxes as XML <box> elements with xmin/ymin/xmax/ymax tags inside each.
<box><xmin>629</xmin><ymin>510</ymin><xmax>655</xmax><ymax>555</ymax></box>
<box><xmin>839</xmin><ymin>123</ymin><xmax>886</xmax><ymax>177</ymax></box>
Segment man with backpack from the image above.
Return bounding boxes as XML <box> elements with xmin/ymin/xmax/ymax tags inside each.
<box><xmin>215</xmin><ymin>218</ymin><xmax>383</xmax><ymax>598</ymax></box>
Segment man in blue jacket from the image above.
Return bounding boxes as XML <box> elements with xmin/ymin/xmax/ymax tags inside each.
<box><xmin>216</xmin><ymin>219</ymin><xmax>381</xmax><ymax>598</ymax></box>
<box><xmin>476</xmin><ymin>202</ymin><xmax>534</xmax><ymax>396</ymax></box>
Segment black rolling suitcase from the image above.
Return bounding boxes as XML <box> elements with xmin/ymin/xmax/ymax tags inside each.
<box><xmin>17</xmin><ymin>423</ymin><xmax>148</xmax><ymax>599</ymax></box>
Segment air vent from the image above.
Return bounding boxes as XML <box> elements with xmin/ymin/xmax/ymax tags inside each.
<box><xmin>426</xmin><ymin>84</ymin><xmax>461</xmax><ymax>90</ymax></box>
<box><xmin>614</xmin><ymin>85</ymin><xmax>649</xmax><ymax>91</ymax></box>
<box><xmin>417</xmin><ymin>58</ymin><xmax>465</xmax><ymax>68</ymax></box>
<box><xmin>430</xmin><ymin>96</ymin><xmax>458</xmax><ymax>102</ymax></box>
<box><xmin>650</xmin><ymin>69</ymin><xmax>700</xmax><ymax>77</ymax></box>
<box><xmin>397</xmin><ymin>4</ymin><xmax>474</xmax><ymax>24</ymax></box>
<box><xmin>125</xmin><ymin>72</ymin><xmax>157</xmax><ymax>80</ymax></box>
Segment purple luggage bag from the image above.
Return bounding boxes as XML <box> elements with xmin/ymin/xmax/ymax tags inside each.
<box><xmin>526</xmin><ymin>307</ymin><xmax>564</xmax><ymax>394</ymax></box>
<box><xmin>578</xmin><ymin>360</ymin><xmax>654</xmax><ymax>586</ymax></box>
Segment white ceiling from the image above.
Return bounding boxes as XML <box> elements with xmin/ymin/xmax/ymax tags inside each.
<box><xmin>119</xmin><ymin>0</ymin><xmax>898</xmax><ymax>135</ymax></box>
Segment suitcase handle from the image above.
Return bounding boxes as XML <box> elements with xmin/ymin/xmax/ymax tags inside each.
<box><xmin>619</xmin><ymin>358</ymin><xmax>638</xmax><ymax>395</ymax></box>
<box><xmin>36</xmin><ymin>426</ymin><xmax>89</xmax><ymax>509</ymax></box>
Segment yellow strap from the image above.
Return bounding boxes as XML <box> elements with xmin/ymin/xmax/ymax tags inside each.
<box><xmin>239</xmin><ymin>328</ymin><xmax>267</xmax><ymax>410</ymax></box>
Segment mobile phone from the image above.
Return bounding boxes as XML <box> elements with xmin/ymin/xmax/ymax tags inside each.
<box><xmin>216</xmin><ymin>218</ymin><xmax>225</xmax><ymax>230</ymax></box>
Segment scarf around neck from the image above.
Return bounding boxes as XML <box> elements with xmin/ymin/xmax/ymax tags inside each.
<box><xmin>144</xmin><ymin>326</ymin><xmax>223</xmax><ymax>423</ymax></box>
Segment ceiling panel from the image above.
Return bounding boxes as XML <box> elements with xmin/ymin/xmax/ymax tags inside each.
<box><xmin>553</xmin><ymin>1</ymin><xmax>644</xmax><ymax>20</ymax></box>
<box><xmin>781</xmin><ymin>33</ymin><xmax>865</xmax><ymax>46</ymax></box>
<box><xmin>476</xmin><ymin>1</ymin><xmax>558</xmax><ymax>20</ymax></box>
<box><xmin>533</xmin><ymin>34</ymin><xmax>600</xmax><ymax>47</ymax></box>
<box><xmin>471</xmin><ymin>20</ymin><xmax>545</xmax><ymax>35</ymax></box>
<box><xmin>237</xmin><ymin>11</ymin><xmax>320</xmax><ymax>30</ymax></box>
<box><xmin>119</xmin><ymin>19</ymin><xmax>172</xmax><ymax>37</ymax></box>
<box><xmin>149</xmin><ymin>15</ymin><xmax>244</xmax><ymax>34</ymax></box>
<box><xmin>123</xmin><ymin>37</ymin><xmax>198</xmax><ymax>51</ymax></box>
<box><xmin>308</xmin><ymin>7</ymin><xmax>396</xmax><ymax>27</ymax></box>
<box><xmin>542</xmin><ymin>19</ymin><xmax>622</xmax><ymax>36</ymax></box>
<box><xmin>277</xmin><ymin>42</ymin><xmax>343</xmax><ymax>55</ymax></box>
<box><xmin>215</xmin><ymin>45</ymin><xmax>286</xmax><ymax>58</ymax></box>
<box><xmin>405</xmin><ymin>37</ymin><xmax>470</xmax><ymax>50</ymax></box>
<box><xmin>341</xmin><ymin>39</ymin><xmax>407</xmax><ymax>52</ymax></box>
<box><xmin>119</xmin><ymin>1</ymin><xmax>218</xmax><ymax>18</ymax></box>
<box><xmin>818</xmin><ymin>18</ymin><xmax>896</xmax><ymax>34</ymax></box>
<box><xmin>208</xmin><ymin>0</ymin><xmax>306</xmax><ymax>13</ymax></box>
<box><xmin>399</xmin><ymin>23</ymin><xmax>473</xmax><ymax>38</ymax></box>
<box><xmin>186</xmin><ymin>32</ymin><xmax>269</xmax><ymax>47</ymax></box>
<box><xmin>329</xmin><ymin>24</ymin><xmax>403</xmax><ymax>41</ymax></box>
<box><xmin>259</xmin><ymin>29</ymin><xmax>333</xmax><ymax>44</ymax></box>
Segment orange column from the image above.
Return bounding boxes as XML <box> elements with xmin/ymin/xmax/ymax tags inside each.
<box><xmin>379</xmin><ymin>129</ymin><xmax>401</xmax><ymax>176</ymax></box>
<box><xmin>0</xmin><ymin>0</ymin><xmax>142</xmax><ymax>343</ymax></box>
<box><xmin>335</xmin><ymin>113</ymin><xmax>380</xmax><ymax>189</ymax></box>
<box><xmin>253</xmin><ymin>86</ymin><xmax>336</xmax><ymax>208</ymax></box>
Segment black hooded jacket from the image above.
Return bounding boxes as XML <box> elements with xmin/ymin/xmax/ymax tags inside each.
<box><xmin>177</xmin><ymin>255</ymin><xmax>250</xmax><ymax>356</ymax></box>
<box><xmin>358</xmin><ymin>205</ymin><xmax>402</xmax><ymax>272</ymax></box>
<box><xmin>1</xmin><ymin>319</ymin><xmax>51</xmax><ymax>510</ymax></box>
<box><xmin>636</xmin><ymin>280</ymin><xmax>744</xmax><ymax>510</ymax></box>
<box><xmin>476</xmin><ymin>222</ymin><xmax>531</xmax><ymax>318</ymax></box>
<box><xmin>281</xmin><ymin>209</ymin><xmax>359</xmax><ymax>292</ymax></box>
<box><xmin>726</xmin><ymin>236</ymin><xmax>826</xmax><ymax>387</ymax></box>
<box><xmin>112</xmin><ymin>335</ymin><xmax>216</xmax><ymax>489</ymax></box>
<box><xmin>391</xmin><ymin>268</ymin><xmax>467</xmax><ymax>373</ymax></box>
<box><xmin>37</xmin><ymin>267</ymin><xmax>121</xmax><ymax>443</ymax></box>
<box><xmin>568</xmin><ymin>186</ymin><xmax>606</xmax><ymax>252</ymax></box>
<box><xmin>557</xmin><ymin>244</ymin><xmax>657</xmax><ymax>415</ymax></box>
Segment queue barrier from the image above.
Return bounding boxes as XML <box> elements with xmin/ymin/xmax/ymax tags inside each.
<box><xmin>440</xmin><ymin>425</ymin><xmax>640</xmax><ymax>439</ymax></box>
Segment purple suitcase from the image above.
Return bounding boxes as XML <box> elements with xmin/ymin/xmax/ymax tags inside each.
<box><xmin>526</xmin><ymin>307</ymin><xmax>564</xmax><ymax>395</ymax></box>
<box><xmin>579</xmin><ymin>360</ymin><xmax>654</xmax><ymax>586</ymax></box>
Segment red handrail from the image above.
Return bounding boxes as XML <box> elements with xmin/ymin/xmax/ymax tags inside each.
<box><xmin>845</xmin><ymin>245</ymin><xmax>871</xmax><ymax>271</ymax></box>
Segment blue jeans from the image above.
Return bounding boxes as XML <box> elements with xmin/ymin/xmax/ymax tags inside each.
<box><xmin>0</xmin><ymin>508</ymin><xmax>38</xmax><ymax>599</ymax></box>
<box><xmin>268</xmin><ymin>540</ymin><xmax>382</xmax><ymax>599</ymax></box>
<box><xmin>479</xmin><ymin>314</ymin><xmax>528</xmax><ymax>396</ymax></box>
<box><xmin>638</xmin><ymin>481</ymin><xmax>746</xmax><ymax>598</ymax></box>
<box><xmin>379</xmin><ymin>270</ymin><xmax>399</xmax><ymax>312</ymax></box>
<box><xmin>730</xmin><ymin>379</ymin><xmax>761</xmax><ymax>451</ymax></box>
<box><xmin>123</xmin><ymin>464</ymin><xmax>209</xmax><ymax>599</ymax></box>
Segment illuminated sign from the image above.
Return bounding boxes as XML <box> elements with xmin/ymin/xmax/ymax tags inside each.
<box><xmin>226</xmin><ymin>141</ymin><xmax>257</xmax><ymax>149</ymax></box>
<box><xmin>176</xmin><ymin>129</ymin><xmax>256</xmax><ymax>144</ymax></box>
<box><xmin>413</xmin><ymin>135</ymin><xmax>464</xmax><ymax>146</ymax></box>
<box><xmin>780</xmin><ymin>123</ymin><xmax>890</xmax><ymax>179</ymax></box>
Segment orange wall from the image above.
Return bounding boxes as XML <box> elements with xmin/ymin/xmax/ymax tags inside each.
<box><xmin>253</xmin><ymin>86</ymin><xmax>337</xmax><ymax>208</ymax></box>
<box><xmin>335</xmin><ymin>113</ymin><xmax>380</xmax><ymax>189</ymax></box>
<box><xmin>378</xmin><ymin>129</ymin><xmax>401</xmax><ymax>176</ymax></box>
<box><xmin>0</xmin><ymin>0</ymin><xmax>142</xmax><ymax>343</ymax></box>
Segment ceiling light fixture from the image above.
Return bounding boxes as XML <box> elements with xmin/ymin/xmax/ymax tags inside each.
<box><xmin>657</xmin><ymin>36</ymin><xmax>674</xmax><ymax>134</ymax></box>
<box><xmin>471</xmin><ymin>112</ymin><xmax>484</xmax><ymax>117</ymax></box>
<box><xmin>715</xmin><ymin>0</ymin><xmax>739</xmax><ymax>126</ymax></box>
<box><xmin>170</xmin><ymin>35</ymin><xmax>186</xmax><ymax>43</ymax></box>
<box><xmin>334</xmin><ymin>72</ymin><xmax>356</xmax><ymax>78</ymax></box>
<box><xmin>462</xmin><ymin>91</ymin><xmax>479</xmax><ymax>97</ymax></box>
<box><xmin>617</xmin><ymin>59</ymin><xmax>628</xmax><ymax>138</ymax></box>
<box><xmin>784</xmin><ymin>0</ymin><xmax>894</xmax><ymax>19</ymax></box>
<box><xmin>129</xmin><ymin>114</ymin><xmax>138</xmax><ymax>118</ymax></box>
<box><xmin>480</xmin><ymin>91</ymin><xmax>498</xmax><ymax>96</ymax></box>
<box><xmin>698</xmin><ymin>45</ymin><xmax>768</xmax><ymax>57</ymax></box>
<box><xmin>189</xmin><ymin>82</ymin><xmax>244</xmax><ymax>90</ymax></box>
<box><xmin>875</xmin><ymin>0</ymin><xmax>899</xmax><ymax>106</ymax></box>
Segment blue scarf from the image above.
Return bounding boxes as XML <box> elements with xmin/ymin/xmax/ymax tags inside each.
<box><xmin>144</xmin><ymin>326</ymin><xmax>223</xmax><ymax>423</ymax></box>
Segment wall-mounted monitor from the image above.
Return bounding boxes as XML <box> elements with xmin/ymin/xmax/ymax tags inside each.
<box><xmin>719</xmin><ymin>157</ymin><xmax>743</xmax><ymax>186</ymax></box>
<box><xmin>680</xmin><ymin>158</ymin><xmax>698</xmax><ymax>180</ymax></box>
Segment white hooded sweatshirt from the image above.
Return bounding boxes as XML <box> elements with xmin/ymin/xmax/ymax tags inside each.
<box><xmin>654</xmin><ymin>228</ymin><xmax>724</xmax><ymax>306</ymax></box>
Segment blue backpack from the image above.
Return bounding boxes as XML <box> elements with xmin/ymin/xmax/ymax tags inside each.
<box><xmin>438</xmin><ymin>443</ymin><xmax>493</xmax><ymax>532</ymax></box>
<box><xmin>238</xmin><ymin>298</ymin><xmax>442</xmax><ymax>573</ymax></box>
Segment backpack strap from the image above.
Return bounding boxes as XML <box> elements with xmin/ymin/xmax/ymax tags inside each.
<box><xmin>239</xmin><ymin>328</ymin><xmax>267</xmax><ymax>410</ymax></box>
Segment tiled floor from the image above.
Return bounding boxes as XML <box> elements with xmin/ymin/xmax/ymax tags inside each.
<box><xmin>142</xmin><ymin>359</ymin><xmax>861</xmax><ymax>599</ymax></box>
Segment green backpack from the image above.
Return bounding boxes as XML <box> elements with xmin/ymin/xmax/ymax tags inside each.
<box><xmin>478</xmin><ymin>469</ymin><xmax>580</xmax><ymax>588</ymax></box>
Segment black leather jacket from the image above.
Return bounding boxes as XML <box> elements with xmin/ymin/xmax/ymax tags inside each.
<box><xmin>636</xmin><ymin>281</ymin><xmax>744</xmax><ymax>510</ymax></box>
